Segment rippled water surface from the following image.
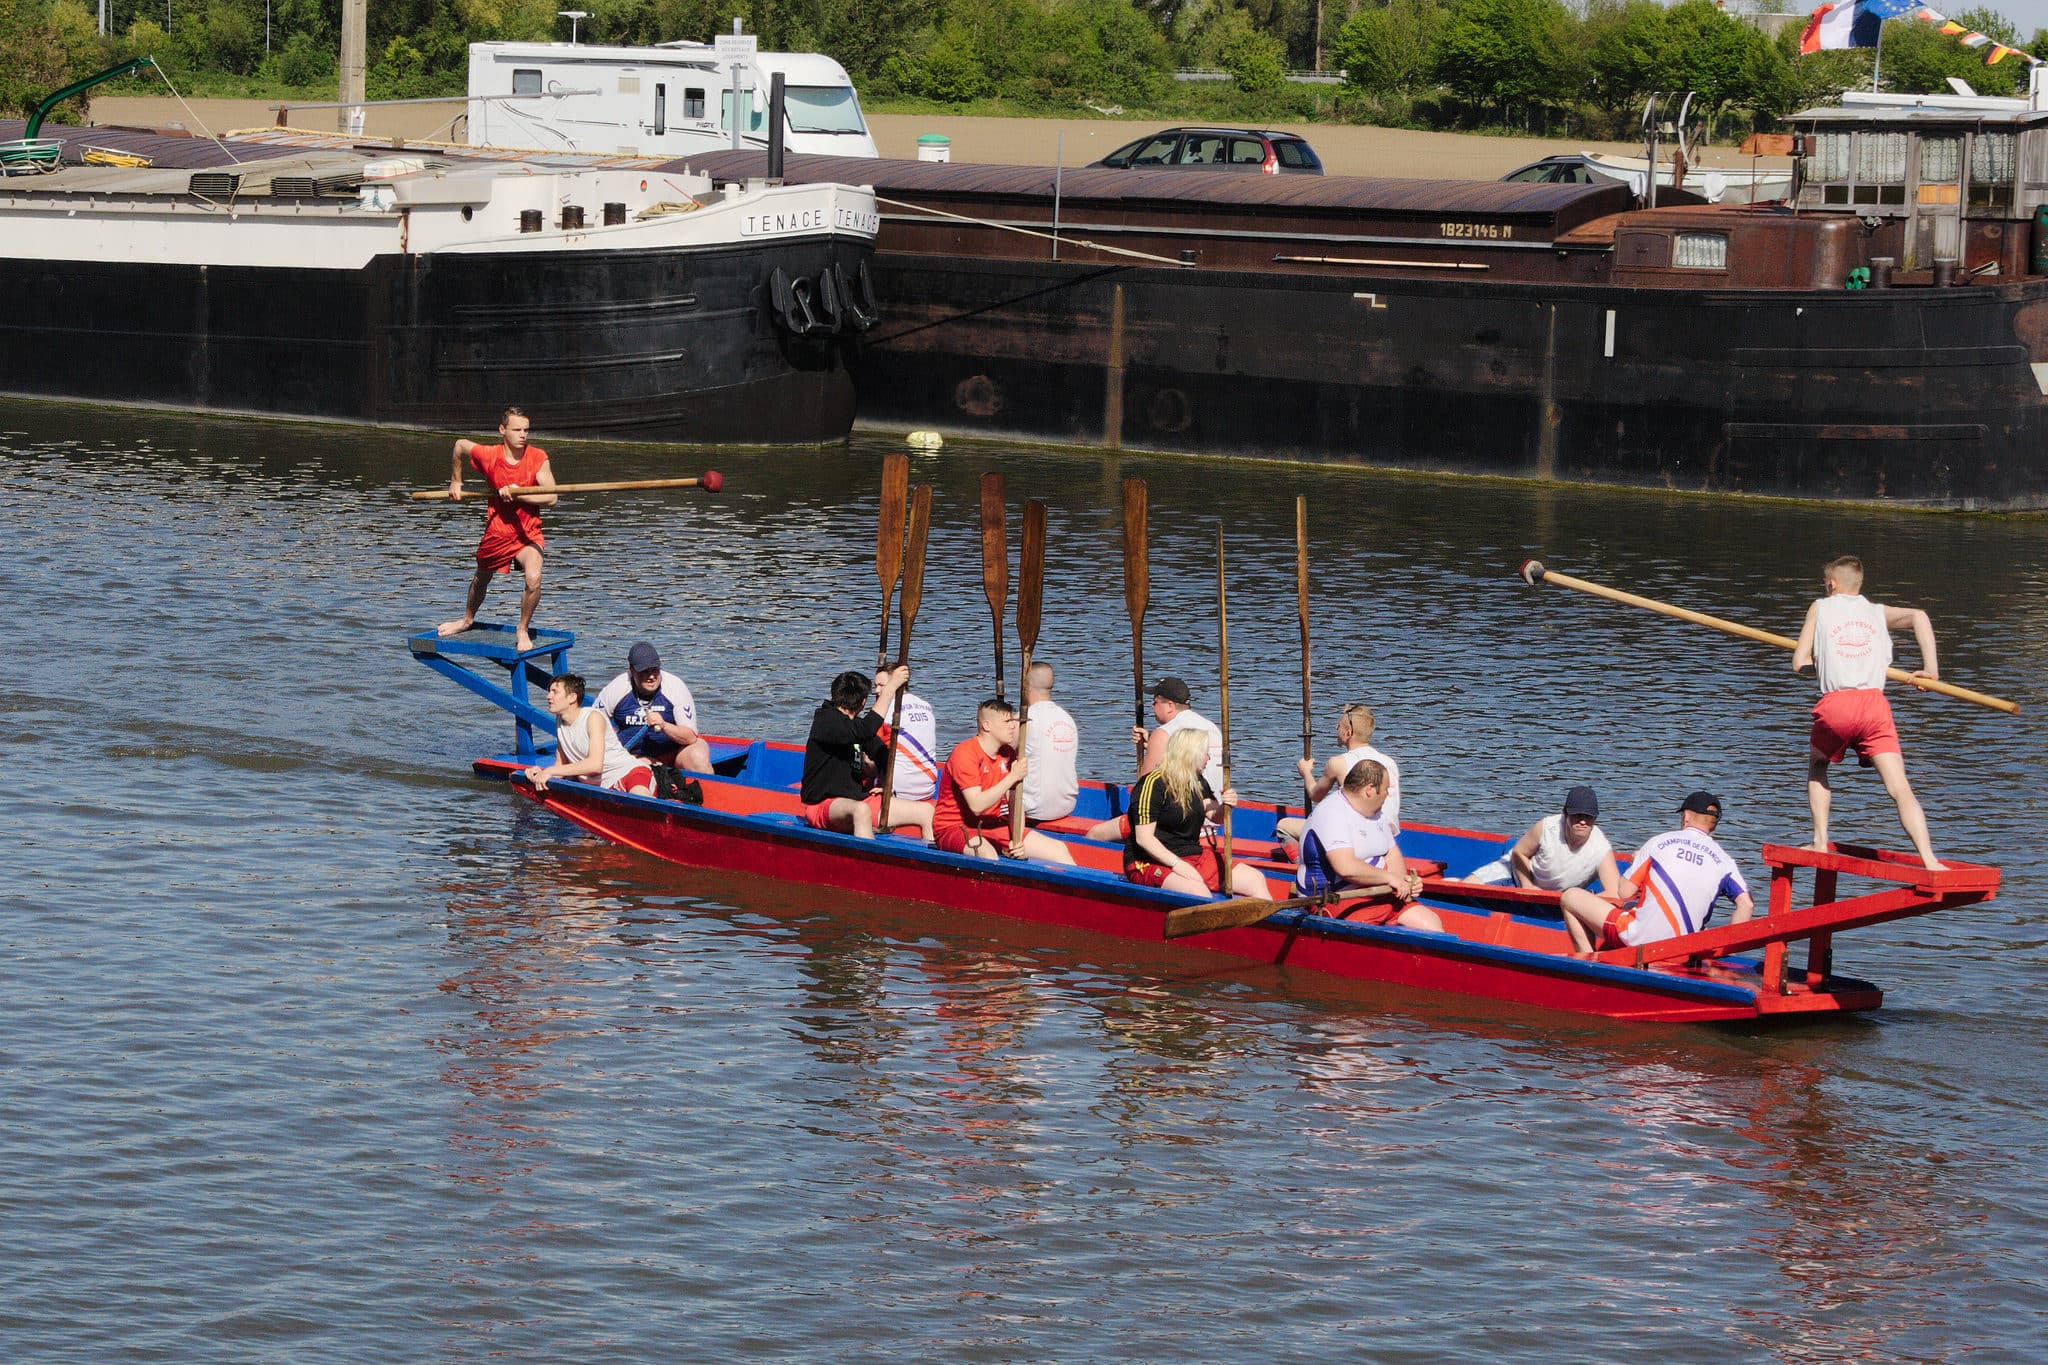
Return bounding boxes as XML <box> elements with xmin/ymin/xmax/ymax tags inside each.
<box><xmin>6</xmin><ymin>400</ymin><xmax>2046</xmax><ymax>1360</ymax></box>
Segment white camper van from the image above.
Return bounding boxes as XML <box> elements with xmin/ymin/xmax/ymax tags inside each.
<box><xmin>466</xmin><ymin>39</ymin><xmax>879</xmax><ymax>160</ymax></box>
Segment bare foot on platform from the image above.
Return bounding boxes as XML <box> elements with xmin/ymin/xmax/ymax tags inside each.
<box><xmin>1922</xmin><ymin>856</ymin><xmax>1947</xmax><ymax>872</ymax></box>
<box><xmin>438</xmin><ymin>617</ymin><xmax>474</xmax><ymax>638</ymax></box>
<box><xmin>516</xmin><ymin>629</ymin><xmax>536</xmax><ymax>652</ymax></box>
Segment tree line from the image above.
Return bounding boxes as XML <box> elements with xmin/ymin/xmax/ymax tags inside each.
<box><xmin>2</xmin><ymin>0</ymin><xmax>2041</xmax><ymax>139</ymax></box>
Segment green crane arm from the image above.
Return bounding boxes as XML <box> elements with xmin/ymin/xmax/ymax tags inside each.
<box><xmin>25</xmin><ymin>56</ymin><xmax>157</xmax><ymax>141</ymax></box>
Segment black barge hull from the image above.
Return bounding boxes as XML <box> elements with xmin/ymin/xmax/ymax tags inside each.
<box><xmin>0</xmin><ymin>238</ymin><xmax>864</xmax><ymax>444</ymax></box>
<box><xmin>852</xmin><ymin>253</ymin><xmax>2048</xmax><ymax>508</ymax></box>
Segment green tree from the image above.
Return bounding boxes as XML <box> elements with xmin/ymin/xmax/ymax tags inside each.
<box><xmin>1207</xmin><ymin>7</ymin><xmax>1285</xmax><ymax>93</ymax></box>
<box><xmin>1333</xmin><ymin>0</ymin><xmax>1446</xmax><ymax>98</ymax></box>
<box><xmin>1431</xmin><ymin>0</ymin><xmax>1574</xmax><ymax>122</ymax></box>
<box><xmin>1</xmin><ymin>0</ymin><xmax>77</xmax><ymax>117</ymax></box>
<box><xmin>1661</xmin><ymin>0</ymin><xmax>1784</xmax><ymax>113</ymax></box>
<box><xmin>1583</xmin><ymin>0</ymin><xmax>1666</xmax><ymax>117</ymax></box>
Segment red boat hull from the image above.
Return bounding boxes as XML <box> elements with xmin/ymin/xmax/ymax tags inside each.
<box><xmin>483</xmin><ymin>757</ymin><xmax>1919</xmax><ymax>1025</ymax></box>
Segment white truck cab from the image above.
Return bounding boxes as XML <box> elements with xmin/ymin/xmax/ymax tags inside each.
<box><xmin>465</xmin><ymin>39</ymin><xmax>878</xmax><ymax>160</ymax></box>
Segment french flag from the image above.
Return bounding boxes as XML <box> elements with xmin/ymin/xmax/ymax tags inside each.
<box><xmin>1800</xmin><ymin>0</ymin><xmax>1921</xmax><ymax>53</ymax></box>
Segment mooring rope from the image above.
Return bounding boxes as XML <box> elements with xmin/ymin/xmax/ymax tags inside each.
<box><xmin>872</xmin><ymin>194</ymin><xmax>1191</xmax><ymax>268</ymax></box>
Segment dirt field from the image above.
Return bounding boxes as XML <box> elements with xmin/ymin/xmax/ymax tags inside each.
<box><xmin>89</xmin><ymin>96</ymin><xmax>1786</xmax><ymax>178</ymax></box>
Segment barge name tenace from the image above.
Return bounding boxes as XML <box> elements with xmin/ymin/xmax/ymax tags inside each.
<box><xmin>742</xmin><ymin>205</ymin><xmax>877</xmax><ymax>237</ymax></box>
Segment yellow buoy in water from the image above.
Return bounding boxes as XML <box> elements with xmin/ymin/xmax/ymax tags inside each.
<box><xmin>906</xmin><ymin>431</ymin><xmax>944</xmax><ymax>451</ymax></box>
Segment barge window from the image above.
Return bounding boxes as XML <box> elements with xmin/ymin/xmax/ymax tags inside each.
<box><xmin>685</xmin><ymin>88</ymin><xmax>705</xmax><ymax>120</ymax></box>
<box><xmin>654</xmin><ymin>83</ymin><xmax>666</xmax><ymax>136</ymax></box>
<box><xmin>1673</xmin><ymin>232</ymin><xmax>1728</xmax><ymax>270</ymax></box>
<box><xmin>1970</xmin><ymin>132</ymin><xmax>2015</xmax><ymax>208</ymax></box>
<box><xmin>512</xmin><ymin>68</ymin><xmax>542</xmax><ymax>96</ymax></box>
<box><xmin>1857</xmin><ymin>132</ymin><xmax>1908</xmax><ymax>184</ymax></box>
<box><xmin>784</xmin><ymin>85</ymin><xmax>867</xmax><ymax>134</ymax></box>
<box><xmin>1808</xmin><ymin>132</ymin><xmax>1850</xmax><ymax>182</ymax></box>
<box><xmin>1921</xmin><ymin>136</ymin><xmax>1960</xmax><ymax>184</ymax></box>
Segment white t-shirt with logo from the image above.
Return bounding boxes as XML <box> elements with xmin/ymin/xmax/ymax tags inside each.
<box><xmin>881</xmin><ymin>691</ymin><xmax>939</xmax><ymax>801</ymax></box>
<box><xmin>1295</xmin><ymin>789</ymin><xmax>1398</xmax><ymax>895</ymax></box>
<box><xmin>1620</xmin><ymin>829</ymin><xmax>1750</xmax><ymax>945</ymax></box>
<box><xmin>1022</xmin><ymin>698</ymin><xmax>1079</xmax><ymax>821</ymax></box>
<box><xmin>1813</xmin><ymin>594</ymin><xmax>1892</xmax><ymax>693</ymax></box>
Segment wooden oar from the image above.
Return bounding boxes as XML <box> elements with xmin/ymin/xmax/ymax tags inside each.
<box><xmin>980</xmin><ymin>471</ymin><xmax>1009</xmax><ymax>700</ymax></box>
<box><xmin>880</xmin><ymin>482</ymin><xmax>932</xmax><ymax>831</ymax></box>
<box><xmin>1163</xmin><ymin>891</ymin><xmax>1323</xmax><ymax>941</ymax></box>
<box><xmin>875</xmin><ymin>453</ymin><xmax>909</xmax><ymax>674</ymax></box>
<box><xmin>410</xmin><ymin>473</ymin><xmax>721</xmax><ymax>500</ymax></box>
<box><xmin>1122</xmin><ymin>477</ymin><xmax>1149</xmax><ymax>779</ymax></box>
<box><xmin>1215</xmin><ymin>523</ymin><xmax>1234</xmax><ymax>880</ymax></box>
<box><xmin>1010</xmin><ymin>499</ymin><xmax>1047</xmax><ymax>848</ymax></box>
<box><xmin>1519</xmin><ymin>559</ymin><xmax>2020</xmax><ymax>715</ymax></box>
<box><xmin>1295</xmin><ymin>494</ymin><xmax>1313</xmax><ymax>813</ymax></box>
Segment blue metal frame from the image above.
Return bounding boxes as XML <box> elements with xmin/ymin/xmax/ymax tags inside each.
<box><xmin>408</xmin><ymin>624</ymin><xmax>576</xmax><ymax>759</ymax></box>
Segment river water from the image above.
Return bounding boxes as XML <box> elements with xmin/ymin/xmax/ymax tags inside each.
<box><xmin>7</xmin><ymin>398</ymin><xmax>2046</xmax><ymax>1360</ymax></box>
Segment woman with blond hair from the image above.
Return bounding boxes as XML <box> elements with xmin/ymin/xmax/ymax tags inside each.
<box><xmin>1123</xmin><ymin>728</ymin><xmax>1271</xmax><ymax>899</ymax></box>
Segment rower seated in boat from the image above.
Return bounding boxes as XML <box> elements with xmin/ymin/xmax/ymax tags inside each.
<box><xmin>595</xmin><ymin>640</ymin><xmax>713</xmax><ymax>780</ymax></box>
<box><xmin>1123</xmin><ymin>729</ymin><xmax>1269</xmax><ymax>899</ymax></box>
<box><xmin>1276</xmin><ymin>702</ymin><xmax>1403</xmax><ymax>851</ymax></box>
<box><xmin>1558</xmin><ymin>791</ymin><xmax>1753</xmax><ymax>953</ymax></box>
<box><xmin>800</xmin><ymin>667</ymin><xmax>935</xmax><ymax>841</ymax></box>
<box><xmin>932</xmin><ymin>698</ymin><xmax>1075</xmax><ymax>864</ymax></box>
<box><xmin>1294</xmin><ymin>761</ymin><xmax>1443</xmax><ymax>932</ymax></box>
<box><xmin>1462</xmin><ymin>785</ymin><xmax>1623</xmax><ymax>894</ymax></box>
<box><xmin>523</xmin><ymin>673</ymin><xmax>655</xmax><ymax>797</ymax></box>
<box><xmin>1085</xmin><ymin>674</ymin><xmax>1223</xmax><ymax>843</ymax></box>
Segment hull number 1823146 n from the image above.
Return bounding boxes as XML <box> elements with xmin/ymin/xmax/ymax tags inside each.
<box><xmin>1441</xmin><ymin>221</ymin><xmax>1514</xmax><ymax>239</ymax></box>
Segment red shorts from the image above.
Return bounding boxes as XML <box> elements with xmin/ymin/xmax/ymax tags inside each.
<box><xmin>476</xmin><ymin>528</ymin><xmax>542</xmax><ymax>574</ymax></box>
<box><xmin>609</xmin><ymin>764</ymin><xmax>654</xmax><ymax>794</ymax></box>
<box><xmin>1125</xmin><ymin>846</ymin><xmax>1224</xmax><ymax>892</ymax></box>
<box><xmin>1598</xmin><ymin>882</ymin><xmax>1651</xmax><ymax>949</ymax></box>
<box><xmin>804</xmin><ymin>792</ymin><xmax>883</xmax><ymax>830</ymax></box>
<box><xmin>1810</xmin><ymin>689</ymin><xmax>1901</xmax><ymax>764</ymax></box>
<box><xmin>935</xmin><ymin>824</ymin><xmax>1011</xmax><ymax>855</ymax></box>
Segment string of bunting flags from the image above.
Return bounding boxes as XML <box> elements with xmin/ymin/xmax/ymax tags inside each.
<box><xmin>1800</xmin><ymin>0</ymin><xmax>2039</xmax><ymax>66</ymax></box>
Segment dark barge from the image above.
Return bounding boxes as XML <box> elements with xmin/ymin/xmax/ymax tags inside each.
<box><xmin>693</xmin><ymin>94</ymin><xmax>2048</xmax><ymax>508</ymax></box>
<box><xmin>0</xmin><ymin>121</ymin><xmax>877</xmax><ymax>444</ymax></box>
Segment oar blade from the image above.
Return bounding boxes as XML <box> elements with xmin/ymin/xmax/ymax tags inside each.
<box><xmin>877</xmin><ymin>453</ymin><xmax>908</xmax><ymax>593</ymax></box>
<box><xmin>1017</xmin><ymin>500</ymin><xmax>1046</xmax><ymax>652</ymax></box>
<box><xmin>898</xmin><ymin>483</ymin><xmax>932</xmax><ymax>660</ymax></box>
<box><xmin>980</xmin><ymin>472</ymin><xmax>1009</xmax><ymax>621</ymax></box>
<box><xmin>1121</xmin><ymin>478</ymin><xmax>1149</xmax><ymax>626</ymax></box>
<box><xmin>1162</xmin><ymin>894</ymin><xmax>1299</xmax><ymax>941</ymax></box>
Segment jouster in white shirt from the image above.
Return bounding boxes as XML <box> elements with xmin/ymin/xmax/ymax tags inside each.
<box><xmin>1812</xmin><ymin>594</ymin><xmax>1893</xmax><ymax>692</ymax></box>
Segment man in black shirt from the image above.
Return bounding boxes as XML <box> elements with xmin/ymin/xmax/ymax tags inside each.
<box><xmin>800</xmin><ymin>665</ymin><xmax>935</xmax><ymax>841</ymax></box>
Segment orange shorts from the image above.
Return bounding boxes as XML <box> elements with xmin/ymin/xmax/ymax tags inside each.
<box><xmin>1810</xmin><ymin>689</ymin><xmax>1901</xmax><ymax>764</ymax></box>
<box><xmin>1323</xmin><ymin>897</ymin><xmax>1403</xmax><ymax>926</ymax></box>
<box><xmin>476</xmin><ymin>528</ymin><xmax>542</xmax><ymax>574</ymax></box>
<box><xmin>804</xmin><ymin>793</ymin><xmax>882</xmax><ymax>830</ymax></box>
<box><xmin>1125</xmin><ymin>846</ymin><xmax>1224</xmax><ymax>892</ymax></box>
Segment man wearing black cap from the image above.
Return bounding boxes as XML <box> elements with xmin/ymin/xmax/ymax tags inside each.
<box><xmin>1463</xmin><ymin>785</ymin><xmax>1623</xmax><ymax>895</ymax></box>
<box><xmin>1132</xmin><ymin>675</ymin><xmax>1222</xmax><ymax>790</ymax></box>
<box><xmin>1558</xmin><ymin>792</ymin><xmax>1753</xmax><ymax>954</ymax></box>
<box><xmin>594</xmin><ymin>641</ymin><xmax>712</xmax><ymax>778</ymax></box>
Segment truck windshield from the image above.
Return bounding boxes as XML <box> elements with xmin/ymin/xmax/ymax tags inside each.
<box><xmin>783</xmin><ymin>85</ymin><xmax>866</xmax><ymax>134</ymax></box>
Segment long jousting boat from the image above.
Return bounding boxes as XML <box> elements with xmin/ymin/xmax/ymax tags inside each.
<box><xmin>412</xmin><ymin>623</ymin><xmax>2001</xmax><ymax>1026</ymax></box>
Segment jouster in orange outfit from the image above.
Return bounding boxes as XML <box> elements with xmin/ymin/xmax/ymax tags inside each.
<box><xmin>436</xmin><ymin>407</ymin><xmax>558</xmax><ymax>651</ymax></box>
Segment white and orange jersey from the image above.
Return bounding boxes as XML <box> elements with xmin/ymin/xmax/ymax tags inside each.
<box><xmin>1615</xmin><ymin>829</ymin><xmax>1749</xmax><ymax>946</ymax></box>
<box><xmin>881</xmin><ymin>691</ymin><xmax>939</xmax><ymax>801</ymax></box>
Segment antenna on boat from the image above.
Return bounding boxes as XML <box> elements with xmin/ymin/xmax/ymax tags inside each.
<box><xmin>557</xmin><ymin>10</ymin><xmax>588</xmax><ymax>43</ymax></box>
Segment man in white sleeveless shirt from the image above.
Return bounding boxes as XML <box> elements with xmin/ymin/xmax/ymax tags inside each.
<box><xmin>1274</xmin><ymin>701</ymin><xmax>1403</xmax><ymax>851</ymax></box>
<box><xmin>1463</xmin><ymin>785</ymin><xmax>1623</xmax><ymax>894</ymax></box>
<box><xmin>524</xmin><ymin>673</ymin><xmax>655</xmax><ymax>796</ymax></box>
<box><xmin>1086</xmin><ymin>675</ymin><xmax>1222</xmax><ymax>843</ymax></box>
<box><xmin>1791</xmin><ymin>555</ymin><xmax>1943</xmax><ymax>870</ymax></box>
<box><xmin>1020</xmin><ymin>661</ymin><xmax>1079</xmax><ymax>823</ymax></box>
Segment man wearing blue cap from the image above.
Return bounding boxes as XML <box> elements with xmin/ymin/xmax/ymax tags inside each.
<box><xmin>594</xmin><ymin>641</ymin><xmax>712</xmax><ymax>779</ymax></box>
